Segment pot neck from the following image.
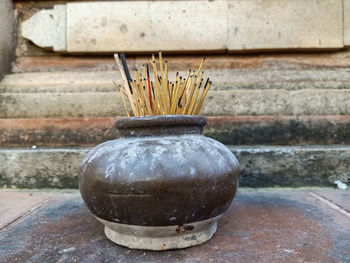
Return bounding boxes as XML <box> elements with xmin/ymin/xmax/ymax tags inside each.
<box><xmin>115</xmin><ymin>115</ymin><xmax>207</xmax><ymax>138</ymax></box>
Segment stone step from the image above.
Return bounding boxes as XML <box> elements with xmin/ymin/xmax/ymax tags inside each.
<box><xmin>2</xmin><ymin>88</ymin><xmax>350</xmax><ymax>117</ymax></box>
<box><xmin>2</xmin><ymin>70</ymin><xmax>350</xmax><ymax>117</ymax></box>
<box><xmin>13</xmin><ymin>54</ymin><xmax>350</xmax><ymax>73</ymax></box>
<box><xmin>3</xmin><ymin>69</ymin><xmax>350</xmax><ymax>92</ymax></box>
<box><xmin>1</xmin><ymin>116</ymin><xmax>350</xmax><ymax>147</ymax></box>
<box><xmin>1</xmin><ymin>145</ymin><xmax>349</xmax><ymax>188</ymax></box>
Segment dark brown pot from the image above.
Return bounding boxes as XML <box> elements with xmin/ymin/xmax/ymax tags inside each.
<box><xmin>79</xmin><ymin>115</ymin><xmax>239</xmax><ymax>250</ymax></box>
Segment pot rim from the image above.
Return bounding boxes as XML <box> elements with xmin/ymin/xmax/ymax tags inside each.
<box><xmin>115</xmin><ymin>115</ymin><xmax>207</xmax><ymax>129</ymax></box>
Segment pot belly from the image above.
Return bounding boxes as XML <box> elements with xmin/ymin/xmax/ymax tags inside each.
<box><xmin>79</xmin><ymin>135</ymin><xmax>239</xmax><ymax>226</ymax></box>
<box><xmin>80</xmin><ymin>172</ymin><xmax>238</xmax><ymax>226</ymax></box>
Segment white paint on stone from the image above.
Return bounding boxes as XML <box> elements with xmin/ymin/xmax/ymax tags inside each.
<box><xmin>21</xmin><ymin>5</ymin><xmax>66</xmax><ymax>52</ymax></box>
<box><xmin>227</xmin><ymin>0</ymin><xmax>343</xmax><ymax>50</ymax></box>
<box><xmin>66</xmin><ymin>1</ymin><xmax>227</xmax><ymax>52</ymax></box>
<box><xmin>345</xmin><ymin>0</ymin><xmax>350</xmax><ymax>46</ymax></box>
<box><xmin>21</xmin><ymin>0</ymin><xmax>345</xmax><ymax>52</ymax></box>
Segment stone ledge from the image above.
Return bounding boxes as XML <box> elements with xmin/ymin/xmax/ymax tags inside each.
<box><xmin>21</xmin><ymin>0</ymin><xmax>344</xmax><ymax>52</ymax></box>
<box><xmin>345</xmin><ymin>0</ymin><xmax>350</xmax><ymax>46</ymax></box>
<box><xmin>1</xmin><ymin>116</ymin><xmax>350</xmax><ymax>147</ymax></box>
<box><xmin>12</xmin><ymin>54</ymin><xmax>350</xmax><ymax>73</ymax></box>
<box><xmin>1</xmin><ymin>88</ymin><xmax>350</xmax><ymax>117</ymax></box>
<box><xmin>3</xmin><ymin>69</ymin><xmax>350</xmax><ymax>93</ymax></box>
<box><xmin>0</xmin><ymin>145</ymin><xmax>349</xmax><ymax>188</ymax></box>
<box><xmin>227</xmin><ymin>0</ymin><xmax>343</xmax><ymax>50</ymax></box>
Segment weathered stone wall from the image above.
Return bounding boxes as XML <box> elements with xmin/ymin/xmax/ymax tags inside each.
<box><xmin>20</xmin><ymin>0</ymin><xmax>345</xmax><ymax>53</ymax></box>
<box><xmin>12</xmin><ymin>0</ymin><xmax>350</xmax><ymax>73</ymax></box>
<box><xmin>345</xmin><ymin>0</ymin><xmax>350</xmax><ymax>46</ymax></box>
<box><xmin>0</xmin><ymin>0</ymin><xmax>15</xmax><ymax>80</ymax></box>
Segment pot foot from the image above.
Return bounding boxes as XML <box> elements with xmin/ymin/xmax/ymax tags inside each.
<box><xmin>96</xmin><ymin>216</ymin><xmax>220</xmax><ymax>250</ymax></box>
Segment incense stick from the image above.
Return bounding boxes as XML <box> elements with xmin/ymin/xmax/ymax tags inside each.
<box><xmin>114</xmin><ymin>52</ymin><xmax>212</xmax><ymax>116</ymax></box>
<box><xmin>114</xmin><ymin>54</ymin><xmax>138</xmax><ymax>116</ymax></box>
<box><xmin>120</xmin><ymin>53</ymin><xmax>133</xmax><ymax>94</ymax></box>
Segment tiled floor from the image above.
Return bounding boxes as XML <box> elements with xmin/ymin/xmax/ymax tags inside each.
<box><xmin>0</xmin><ymin>188</ymin><xmax>349</xmax><ymax>263</ymax></box>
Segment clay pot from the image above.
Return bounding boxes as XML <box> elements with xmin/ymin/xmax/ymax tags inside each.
<box><xmin>79</xmin><ymin>115</ymin><xmax>239</xmax><ymax>250</ymax></box>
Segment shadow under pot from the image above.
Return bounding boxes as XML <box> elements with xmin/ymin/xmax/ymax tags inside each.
<box><xmin>79</xmin><ymin>115</ymin><xmax>239</xmax><ymax>250</ymax></box>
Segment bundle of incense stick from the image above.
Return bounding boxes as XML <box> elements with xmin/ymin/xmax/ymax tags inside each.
<box><xmin>114</xmin><ymin>52</ymin><xmax>212</xmax><ymax>117</ymax></box>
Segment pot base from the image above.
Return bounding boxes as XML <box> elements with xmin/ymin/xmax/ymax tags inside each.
<box><xmin>96</xmin><ymin>216</ymin><xmax>220</xmax><ymax>250</ymax></box>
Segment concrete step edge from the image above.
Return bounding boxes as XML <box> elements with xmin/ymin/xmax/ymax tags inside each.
<box><xmin>1</xmin><ymin>116</ymin><xmax>350</xmax><ymax>146</ymax></box>
<box><xmin>1</xmin><ymin>89</ymin><xmax>350</xmax><ymax>117</ymax></box>
<box><xmin>2</xmin><ymin>69</ymin><xmax>350</xmax><ymax>93</ymax></box>
<box><xmin>1</xmin><ymin>145</ymin><xmax>349</xmax><ymax>188</ymax></box>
